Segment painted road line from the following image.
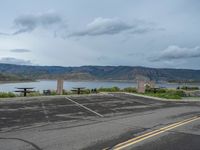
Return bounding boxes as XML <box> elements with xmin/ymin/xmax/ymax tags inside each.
<box><xmin>41</xmin><ymin>103</ymin><xmax>50</xmax><ymax>123</ymax></box>
<box><xmin>102</xmin><ymin>148</ymin><xmax>110</xmax><ymax>150</ymax></box>
<box><xmin>114</xmin><ymin>116</ymin><xmax>200</xmax><ymax>150</ymax></box>
<box><xmin>112</xmin><ymin>116</ymin><xmax>200</xmax><ymax>150</ymax></box>
<box><xmin>113</xmin><ymin>116</ymin><xmax>197</xmax><ymax>148</ymax></box>
<box><xmin>65</xmin><ymin>97</ymin><xmax>104</xmax><ymax>117</ymax></box>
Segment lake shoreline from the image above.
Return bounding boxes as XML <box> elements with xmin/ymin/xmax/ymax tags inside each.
<box><xmin>0</xmin><ymin>80</ymin><xmax>200</xmax><ymax>93</ymax></box>
<box><xmin>0</xmin><ymin>80</ymin><xmax>37</xmax><ymax>84</ymax></box>
<box><xmin>1</xmin><ymin>79</ymin><xmax>200</xmax><ymax>85</ymax></box>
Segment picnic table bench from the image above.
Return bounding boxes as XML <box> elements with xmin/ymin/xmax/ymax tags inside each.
<box><xmin>71</xmin><ymin>87</ymin><xmax>86</xmax><ymax>94</ymax></box>
<box><xmin>43</xmin><ymin>90</ymin><xmax>51</xmax><ymax>96</ymax></box>
<box><xmin>15</xmin><ymin>87</ymin><xmax>35</xmax><ymax>97</ymax></box>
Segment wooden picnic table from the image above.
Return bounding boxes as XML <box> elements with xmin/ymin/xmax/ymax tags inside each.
<box><xmin>15</xmin><ymin>87</ymin><xmax>35</xmax><ymax>97</ymax></box>
<box><xmin>71</xmin><ymin>87</ymin><xmax>86</xmax><ymax>94</ymax></box>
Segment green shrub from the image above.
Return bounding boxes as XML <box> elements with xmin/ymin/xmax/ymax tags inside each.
<box><xmin>98</xmin><ymin>86</ymin><xmax>120</xmax><ymax>92</ymax></box>
<box><xmin>146</xmin><ymin>93</ymin><xmax>181</xmax><ymax>99</ymax></box>
<box><xmin>62</xmin><ymin>90</ymin><xmax>73</xmax><ymax>95</ymax></box>
<box><xmin>28</xmin><ymin>91</ymin><xmax>42</xmax><ymax>97</ymax></box>
<box><xmin>123</xmin><ymin>87</ymin><xmax>137</xmax><ymax>93</ymax></box>
<box><xmin>0</xmin><ymin>92</ymin><xmax>16</xmax><ymax>98</ymax></box>
<box><xmin>174</xmin><ymin>90</ymin><xmax>185</xmax><ymax>97</ymax></box>
<box><xmin>8</xmin><ymin>92</ymin><xmax>16</xmax><ymax>97</ymax></box>
<box><xmin>145</xmin><ymin>88</ymin><xmax>166</xmax><ymax>93</ymax></box>
<box><xmin>180</xmin><ymin>86</ymin><xmax>199</xmax><ymax>91</ymax></box>
<box><xmin>50</xmin><ymin>90</ymin><xmax>57</xmax><ymax>95</ymax></box>
<box><xmin>157</xmin><ymin>88</ymin><xmax>167</xmax><ymax>93</ymax></box>
<box><xmin>166</xmin><ymin>89</ymin><xmax>185</xmax><ymax>96</ymax></box>
<box><xmin>81</xmin><ymin>89</ymin><xmax>91</xmax><ymax>94</ymax></box>
<box><xmin>144</xmin><ymin>89</ymin><xmax>185</xmax><ymax>99</ymax></box>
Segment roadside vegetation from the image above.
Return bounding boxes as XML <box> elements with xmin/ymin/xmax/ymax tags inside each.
<box><xmin>177</xmin><ymin>86</ymin><xmax>199</xmax><ymax>91</ymax></box>
<box><xmin>97</xmin><ymin>86</ymin><xmax>186</xmax><ymax>99</ymax></box>
<box><xmin>0</xmin><ymin>86</ymin><xmax>197</xmax><ymax>100</ymax></box>
<box><xmin>122</xmin><ymin>87</ymin><xmax>137</xmax><ymax>93</ymax></box>
<box><xmin>144</xmin><ymin>88</ymin><xmax>185</xmax><ymax>99</ymax></box>
<box><xmin>26</xmin><ymin>91</ymin><xmax>42</xmax><ymax>97</ymax></box>
<box><xmin>97</xmin><ymin>87</ymin><xmax>185</xmax><ymax>99</ymax></box>
<box><xmin>0</xmin><ymin>92</ymin><xmax>16</xmax><ymax>98</ymax></box>
<box><xmin>98</xmin><ymin>86</ymin><xmax>120</xmax><ymax>92</ymax></box>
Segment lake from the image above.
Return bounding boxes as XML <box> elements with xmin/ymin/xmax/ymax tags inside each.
<box><xmin>0</xmin><ymin>80</ymin><xmax>200</xmax><ymax>92</ymax></box>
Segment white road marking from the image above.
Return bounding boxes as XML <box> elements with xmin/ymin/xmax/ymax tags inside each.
<box><xmin>65</xmin><ymin>97</ymin><xmax>104</xmax><ymax>117</ymax></box>
<box><xmin>41</xmin><ymin>103</ymin><xmax>50</xmax><ymax>123</ymax></box>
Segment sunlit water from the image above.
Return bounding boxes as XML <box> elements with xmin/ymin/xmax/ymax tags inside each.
<box><xmin>0</xmin><ymin>80</ymin><xmax>200</xmax><ymax>92</ymax></box>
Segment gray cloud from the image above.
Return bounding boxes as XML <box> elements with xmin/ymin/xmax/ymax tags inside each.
<box><xmin>97</xmin><ymin>56</ymin><xmax>108</xmax><ymax>62</ymax></box>
<box><xmin>0</xmin><ymin>57</ymin><xmax>32</xmax><ymax>65</ymax></box>
<box><xmin>0</xmin><ymin>32</ymin><xmax>10</xmax><ymax>36</ymax></box>
<box><xmin>69</xmin><ymin>17</ymin><xmax>155</xmax><ymax>37</ymax></box>
<box><xmin>10</xmin><ymin>49</ymin><xmax>31</xmax><ymax>53</ymax></box>
<box><xmin>13</xmin><ymin>11</ymin><xmax>65</xmax><ymax>35</ymax></box>
<box><xmin>151</xmin><ymin>45</ymin><xmax>200</xmax><ymax>62</ymax></box>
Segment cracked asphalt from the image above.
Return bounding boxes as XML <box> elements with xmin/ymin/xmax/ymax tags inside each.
<box><xmin>0</xmin><ymin>93</ymin><xmax>200</xmax><ymax>150</ymax></box>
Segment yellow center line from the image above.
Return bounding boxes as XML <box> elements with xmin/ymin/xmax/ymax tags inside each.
<box><xmin>113</xmin><ymin>116</ymin><xmax>197</xmax><ymax>148</ymax></box>
<box><xmin>102</xmin><ymin>148</ymin><xmax>109</xmax><ymax>150</ymax></box>
<box><xmin>112</xmin><ymin>116</ymin><xmax>200</xmax><ymax>150</ymax></box>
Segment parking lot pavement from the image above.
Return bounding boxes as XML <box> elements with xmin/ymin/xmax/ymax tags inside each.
<box><xmin>0</xmin><ymin>97</ymin><xmax>95</xmax><ymax>131</ymax></box>
<box><xmin>0</xmin><ymin>93</ymin><xmax>200</xmax><ymax>150</ymax></box>
<box><xmin>0</xmin><ymin>93</ymin><xmax>169</xmax><ymax>131</ymax></box>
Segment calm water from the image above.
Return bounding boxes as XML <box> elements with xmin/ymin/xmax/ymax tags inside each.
<box><xmin>0</xmin><ymin>80</ymin><xmax>200</xmax><ymax>92</ymax></box>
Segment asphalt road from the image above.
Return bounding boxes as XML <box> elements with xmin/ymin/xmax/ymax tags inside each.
<box><xmin>0</xmin><ymin>93</ymin><xmax>200</xmax><ymax>150</ymax></box>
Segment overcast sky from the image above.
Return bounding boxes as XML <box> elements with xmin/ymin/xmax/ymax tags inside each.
<box><xmin>0</xmin><ymin>0</ymin><xmax>200</xmax><ymax>69</ymax></box>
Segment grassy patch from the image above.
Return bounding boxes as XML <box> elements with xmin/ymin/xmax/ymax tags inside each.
<box><xmin>122</xmin><ymin>87</ymin><xmax>137</xmax><ymax>93</ymax></box>
<box><xmin>0</xmin><ymin>86</ymin><xmax>186</xmax><ymax>100</ymax></box>
<box><xmin>144</xmin><ymin>92</ymin><xmax>181</xmax><ymax>99</ymax></box>
<box><xmin>98</xmin><ymin>86</ymin><xmax>120</xmax><ymax>92</ymax></box>
<box><xmin>144</xmin><ymin>89</ymin><xmax>185</xmax><ymax>99</ymax></box>
<box><xmin>178</xmin><ymin>86</ymin><xmax>199</xmax><ymax>91</ymax></box>
<box><xmin>27</xmin><ymin>91</ymin><xmax>42</xmax><ymax>97</ymax></box>
<box><xmin>0</xmin><ymin>92</ymin><xmax>16</xmax><ymax>98</ymax></box>
<box><xmin>96</xmin><ymin>86</ymin><xmax>184</xmax><ymax>99</ymax></box>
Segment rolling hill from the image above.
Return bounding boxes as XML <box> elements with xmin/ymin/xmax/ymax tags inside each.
<box><xmin>0</xmin><ymin>63</ymin><xmax>200</xmax><ymax>82</ymax></box>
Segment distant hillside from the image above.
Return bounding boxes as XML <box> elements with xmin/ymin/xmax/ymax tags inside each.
<box><xmin>0</xmin><ymin>63</ymin><xmax>200</xmax><ymax>82</ymax></box>
<box><xmin>0</xmin><ymin>72</ymin><xmax>31</xmax><ymax>82</ymax></box>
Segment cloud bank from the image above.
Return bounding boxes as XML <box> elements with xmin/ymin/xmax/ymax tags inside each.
<box><xmin>0</xmin><ymin>57</ymin><xmax>32</xmax><ymax>65</ymax></box>
<box><xmin>13</xmin><ymin>11</ymin><xmax>65</xmax><ymax>35</ymax></box>
<box><xmin>1</xmin><ymin>15</ymin><xmax>158</xmax><ymax>39</ymax></box>
<box><xmin>151</xmin><ymin>45</ymin><xmax>200</xmax><ymax>61</ymax></box>
<box><xmin>10</xmin><ymin>49</ymin><xmax>31</xmax><ymax>53</ymax></box>
<box><xmin>69</xmin><ymin>17</ymin><xmax>155</xmax><ymax>37</ymax></box>
<box><xmin>0</xmin><ymin>32</ymin><xmax>10</xmax><ymax>36</ymax></box>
